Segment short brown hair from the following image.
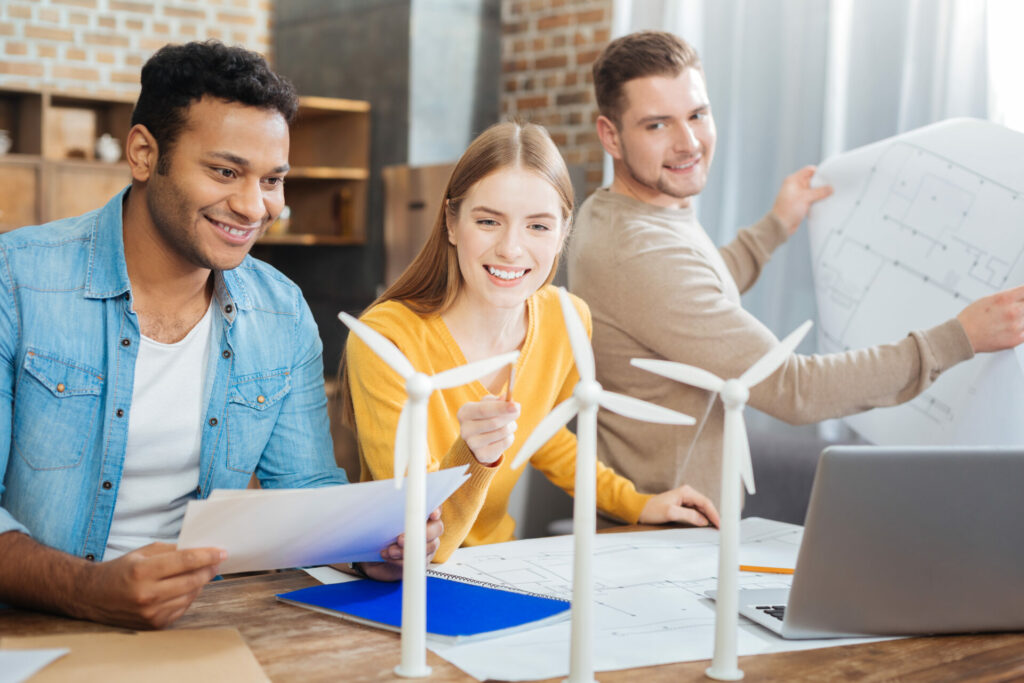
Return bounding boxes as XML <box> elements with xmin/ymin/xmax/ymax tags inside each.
<box><xmin>132</xmin><ymin>41</ymin><xmax>298</xmax><ymax>174</ymax></box>
<box><xmin>592</xmin><ymin>30</ymin><xmax>701</xmax><ymax>125</ymax></box>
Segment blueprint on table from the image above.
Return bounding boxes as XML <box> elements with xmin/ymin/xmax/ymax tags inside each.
<box><xmin>426</xmin><ymin>519</ymin><xmax>890</xmax><ymax>681</ymax></box>
<box><xmin>807</xmin><ymin>118</ymin><xmax>1024</xmax><ymax>445</ymax></box>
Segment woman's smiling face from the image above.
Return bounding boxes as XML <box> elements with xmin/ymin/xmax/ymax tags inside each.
<box><xmin>447</xmin><ymin>166</ymin><xmax>565</xmax><ymax>312</ymax></box>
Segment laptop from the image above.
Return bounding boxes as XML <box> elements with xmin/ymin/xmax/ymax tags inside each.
<box><xmin>729</xmin><ymin>446</ymin><xmax>1024</xmax><ymax>639</ymax></box>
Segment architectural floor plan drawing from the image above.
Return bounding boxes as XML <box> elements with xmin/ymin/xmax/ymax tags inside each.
<box><xmin>427</xmin><ymin>519</ymin><xmax>887</xmax><ymax>681</ymax></box>
<box><xmin>807</xmin><ymin>119</ymin><xmax>1024</xmax><ymax>445</ymax></box>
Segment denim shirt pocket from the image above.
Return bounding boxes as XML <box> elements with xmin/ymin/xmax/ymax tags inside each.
<box><xmin>225</xmin><ymin>369</ymin><xmax>291</xmax><ymax>473</ymax></box>
<box><xmin>13</xmin><ymin>350</ymin><xmax>104</xmax><ymax>470</ymax></box>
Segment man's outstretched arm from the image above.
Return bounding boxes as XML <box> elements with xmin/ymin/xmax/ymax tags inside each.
<box><xmin>0</xmin><ymin>531</ymin><xmax>224</xmax><ymax>629</ymax></box>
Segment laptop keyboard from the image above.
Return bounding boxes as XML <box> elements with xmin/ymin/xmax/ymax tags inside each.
<box><xmin>756</xmin><ymin>605</ymin><xmax>786</xmax><ymax>621</ymax></box>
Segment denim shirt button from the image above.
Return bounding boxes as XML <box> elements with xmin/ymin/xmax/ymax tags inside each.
<box><xmin>222</xmin><ymin>349</ymin><xmax>232</xmax><ymax>359</ymax></box>
<box><xmin>196</xmin><ymin>486</ymin><xmax>202</xmax><ymax>496</ymax></box>
<box><xmin>101</xmin><ymin>480</ymin><xmax>112</xmax><ymax>490</ymax></box>
<box><xmin>115</xmin><ymin>408</ymin><xmax>124</xmax><ymax>417</ymax></box>
<box><xmin>56</xmin><ymin>383</ymin><xmax>65</xmax><ymax>393</ymax></box>
<box><xmin>225</xmin><ymin>304</ymin><xmax>234</xmax><ymax>314</ymax></box>
<box><xmin>208</xmin><ymin>417</ymin><xmax>218</xmax><ymax>426</ymax></box>
<box><xmin>85</xmin><ymin>554</ymin><xmax>95</xmax><ymax>561</ymax></box>
<box><xmin>121</xmin><ymin>338</ymin><xmax>131</xmax><ymax>347</ymax></box>
<box><xmin>257</xmin><ymin>395</ymin><xmax>266</xmax><ymax>404</ymax></box>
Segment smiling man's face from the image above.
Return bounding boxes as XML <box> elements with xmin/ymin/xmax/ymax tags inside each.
<box><xmin>602</xmin><ymin>67</ymin><xmax>717</xmax><ymax>209</ymax></box>
<box><xmin>143</xmin><ymin>96</ymin><xmax>290</xmax><ymax>272</ymax></box>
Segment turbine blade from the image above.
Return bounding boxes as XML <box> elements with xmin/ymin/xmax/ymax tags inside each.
<box><xmin>598</xmin><ymin>391</ymin><xmax>696</xmax><ymax>425</ymax></box>
<box><xmin>432</xmin><ymin>351</ymin><xmax>520</xmax><ymax>390</ymax></box>
<box><xmin>557</xmin><ymin>287</ymin><xmax>595</xmax><ymax>383</ymax></box>
<box><xmin>631</xmin><ymin>358</ymin><xmax>725</xmax><ymax>394</ymax></box>
<box><xmin>736</xmin><ymin>420</ymin><xmax>756</xmax><ymax>495</ymax></box>
<box><xmin>392</xmin><ymin>404</ymin><xmax>411</xmax><ymax>489</ymax></box>
<box><xmin>740</xmin><ymin>320</ymin><xmax>813</xmax><ymax>389</ymax></box>
<box><xmin>510</xmin><ymin>397</ymin><xmax>578</xmax><ymax>469</ymax></box>
<box><xmin>338</xmin><ymin>312</ymin><xmax>415</xmax><ymax>380</ymax></box>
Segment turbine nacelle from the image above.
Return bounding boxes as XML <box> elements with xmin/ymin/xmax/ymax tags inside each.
<box><xmin>406</xmin><ymin>374</ymin><xmax>433</xmax><ymax>402</ymax></box>
<box><xmin>575</xmin><ymin>380</ymin><xmax>602</xmax><ymax>407</ymax></box>
<box><xmin>720</xmin><ymin>380</ymin><xmax>749</xmax><ymax>410</ymax></box>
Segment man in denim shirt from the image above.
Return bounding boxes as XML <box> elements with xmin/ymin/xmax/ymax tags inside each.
<box><xmin>0</xmin><ymin>42</ymin><xmax>441</xmax><ymax>629</ymax></box>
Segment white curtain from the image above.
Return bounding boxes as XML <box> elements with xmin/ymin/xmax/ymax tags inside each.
<box><xmin>611</xmin><ymin>0</ymin><xmax>1006</xmax><ymax>434</ymax></box>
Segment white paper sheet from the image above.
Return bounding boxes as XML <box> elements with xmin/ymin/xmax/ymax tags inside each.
<box><xmin>300</xmin><ymin>565</ymin><xmax>358</xmax><ymax>584</ymax></box>
<box><xmin>0</xmin><ymin>649</ymin><xmax>68</xmax><ymax>683</ymax></box>
<box><xmin>807</xmin><ymin>118</ymin><xmax>1024</xmax><ymax>445</ymax></box>
<box><xmin>177</xmin><ymin>466</ymin><xmax>469</xmax><ymax>573</ymax></box>
<box><xmin>424</xmin><ymin>519</ymin><xmax>890</xmax><ymax>681</ymax></box>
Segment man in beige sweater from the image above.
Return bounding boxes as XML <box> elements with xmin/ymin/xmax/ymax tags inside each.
<box><xmin>568</xmin><ymin>31</ymin><xmax>1024</xmax><ymax>506</ymax></box>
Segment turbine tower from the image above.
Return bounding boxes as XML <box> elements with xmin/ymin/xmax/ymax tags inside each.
<box><xmin>632</xmin><ymin>320</ymin><xmax>813</xmax><ymax>681</ymax></box>
<box><xmin>511</xmin><ymin>287</ymin><xmax>695</xmax><ymax>683</ymax></box>
<box><xmin>339</xmin><ymin>311</ymin><xmax>519</xmax><ymax>678</ymax></box>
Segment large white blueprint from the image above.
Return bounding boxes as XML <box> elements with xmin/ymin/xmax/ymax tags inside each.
<box><xmin>807</xmin><ymin>119</ymin><xmax>1024</xmax><ymax>445</ymax></box>
<box><xmin>426</xmin><ymin>519</ymin><xmax>889</xmax><ymax>681</ymax></box>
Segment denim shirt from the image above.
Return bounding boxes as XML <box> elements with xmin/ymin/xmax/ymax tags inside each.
<box><xmin>0</xmin><ymin>189</ymin><xmax>347</xmax><ymax>561</ymax></box>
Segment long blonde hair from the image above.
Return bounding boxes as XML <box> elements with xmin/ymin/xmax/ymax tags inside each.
<box><xmin>339</xmin><ymin>119</ymin><xmax>575</xmax><ymax>426</ymax></box>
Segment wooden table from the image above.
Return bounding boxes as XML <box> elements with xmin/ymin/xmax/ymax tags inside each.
<box><xmin>3</xmin><ymin>559</ymin><xmax>1024</xmax><ymax>681</ymax></box>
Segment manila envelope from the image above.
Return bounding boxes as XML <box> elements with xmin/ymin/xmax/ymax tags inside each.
<box><xmin>0</xmin><ymin>627</ymin><xmax>267</xmax><ymax>682</ymax></box>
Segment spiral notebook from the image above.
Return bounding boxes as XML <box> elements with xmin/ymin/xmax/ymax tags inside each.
<box><xmin>277</xmin><ymin>573</ymin><xmax>570</xmax><ymax>644</ymax></box>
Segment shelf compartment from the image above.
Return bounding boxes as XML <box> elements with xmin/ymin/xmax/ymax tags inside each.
<box><xmin>0</xmin><ymin>88</ymin><xmax>44</xmax><ymax>156</ymax></box>
<box><xmin>290</xmin><ymin>101</ymin><xmax>370</xmax><ymax>170</ymax></box>
<box><xmin>271</xmin><ymin>178</ymin><xmax>367</xmax><ymax>244</ymax></box>
<box><xmin>44</xmin><ymin>93</ymin><xmax>134</xmax><ymax>162</ymax></box>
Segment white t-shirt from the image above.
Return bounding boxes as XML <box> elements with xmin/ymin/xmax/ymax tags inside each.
<box><xmin>104</xmin><ymin>303</ymin><xmax>215</xmax><ymax>560</ymax></box>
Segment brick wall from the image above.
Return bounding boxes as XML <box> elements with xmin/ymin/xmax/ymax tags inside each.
<box><xmin>501</xmin><ymin>0</ymin><xmax>612</xmax><ymax>194</ymax></box>
<box><xmin>0</xmin><ymin>0</ymin><xmax>273</xmax><ymax>97</ymax></box>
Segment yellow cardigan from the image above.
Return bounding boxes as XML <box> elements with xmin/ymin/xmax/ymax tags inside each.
<box><xmin>346</xmin><ymin>285</ymin><xmax>652</xmax><ymax>562</ymax></box>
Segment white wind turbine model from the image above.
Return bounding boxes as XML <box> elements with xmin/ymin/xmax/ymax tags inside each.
<box><xmin>631</xmin><ymin>320</ymin><xmax>813</xmax><ymax>681</ymax></box>
<box><xmin>511</xmin><ymin>287</ymin><xmax>696</xmax><ymax>683</ymax></box>
<box><xmin>338</xmin><ymin>312</ymin><xmax>519</xmax><ymax>678</ymax></box>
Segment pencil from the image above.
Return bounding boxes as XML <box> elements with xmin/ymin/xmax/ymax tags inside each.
<box><xmin>739</xmin><ymin>564</ymin><xmax>794</xmax><ymax>575</ymax></box>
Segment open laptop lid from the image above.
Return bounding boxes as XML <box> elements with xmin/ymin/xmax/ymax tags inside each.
<box><xmin>782</xmin><ymin>446</ymin><xmax>1024</xmax><ymax>639</ymax></box>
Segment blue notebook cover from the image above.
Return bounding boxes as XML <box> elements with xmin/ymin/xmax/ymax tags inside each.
<box><xmin>277</xmin><ymin>575</ymin><xmax>570</xmax><ymax>643</ymax></box>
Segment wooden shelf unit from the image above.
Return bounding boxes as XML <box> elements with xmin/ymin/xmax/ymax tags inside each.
<box><xmin>268</xmin><ymin>96</ymin><xmax>372</xmax><ymax>244</ymax></box>
<box><xmin>0</xmin><ymin>87</ymin><xmax>133</xmax><ymax>232</ymax></box>
<box><xmin>0</xmin><ymin>89</ymin><xmax>372</xmax><ymax>245</ymax></box>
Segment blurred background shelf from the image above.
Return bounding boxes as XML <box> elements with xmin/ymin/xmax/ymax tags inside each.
<box><xmin>0</xmin><ymin>88</ymin><xmax>371</xmax><ymax>246</ymax></box>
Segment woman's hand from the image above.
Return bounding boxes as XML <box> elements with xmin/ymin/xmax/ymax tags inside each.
<box><xmin>638</xmin><ymin>484</ymin><xmax>720</xmax><ymax>528</ymax></box>
<box><xmin>351</xmin><ymin>508</ymin><xmax>445</xmax><ymax>582</ymax></box>
<box><xmin>456</xmin><ymin>396</ymin><xmax>521</xmax><ymax>465</ymax></box>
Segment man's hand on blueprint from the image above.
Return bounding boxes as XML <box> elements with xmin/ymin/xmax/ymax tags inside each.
<box><xmin>956</xmin><ymin>284</ymin><xmax>1024</xmax><ymax>353</ymax></box>
<box><xmin>771</xmin><ymin>166</ymin><xmax>834</xmax><ymax>235</ymax></box>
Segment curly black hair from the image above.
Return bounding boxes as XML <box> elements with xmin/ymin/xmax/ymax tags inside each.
<box><xmin>131</xmin><ymin>40</ymin><xmax>299</xmax><ymax>173</ymax></box>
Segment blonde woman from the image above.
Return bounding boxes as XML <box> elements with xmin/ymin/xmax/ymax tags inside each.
<box><xmin>341</xmin><ymin>121</ymin><xmax>719</xmax><ymax>562</ymax></box>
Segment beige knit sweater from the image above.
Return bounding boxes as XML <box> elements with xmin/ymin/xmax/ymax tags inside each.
<box><xmin>568</xmin><ymin>189</ymin><xmax>975</xmax><ymax>506</ymax></box>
